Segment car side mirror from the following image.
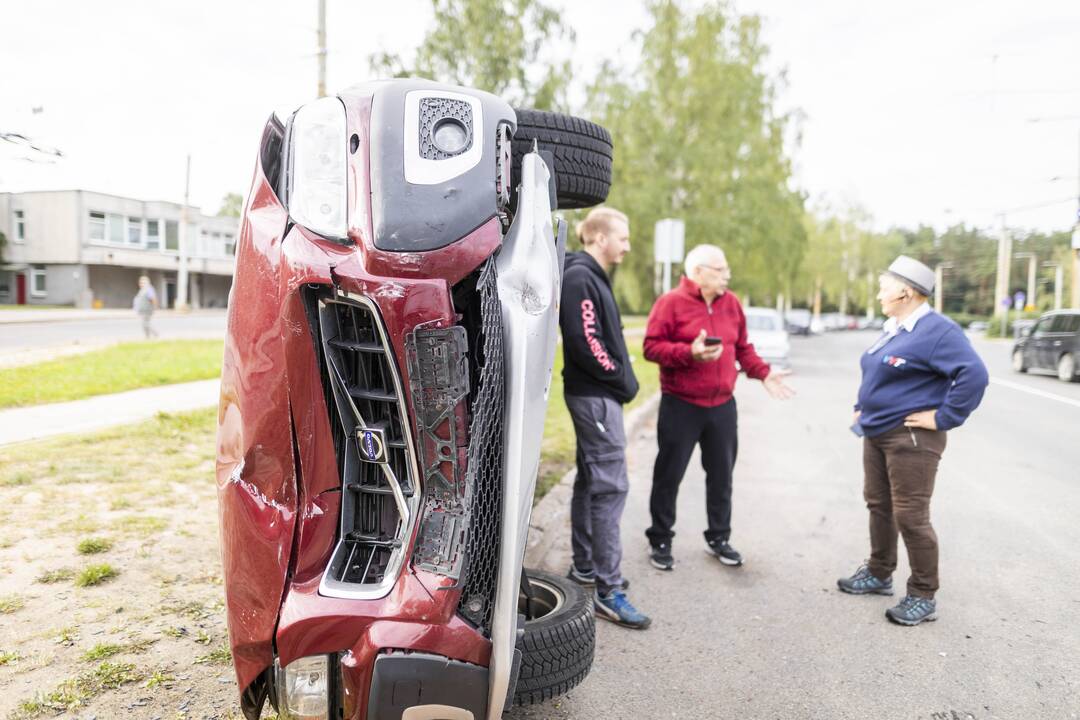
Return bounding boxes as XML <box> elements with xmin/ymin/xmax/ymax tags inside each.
<box><xmin>1021</xmin><ymin>326</ymin><xmax>1033</xmax><ymax>338</ymax></box>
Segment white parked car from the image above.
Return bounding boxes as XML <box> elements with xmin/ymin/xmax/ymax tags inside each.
<box><xmin>744</xmin><ymin>307</ymin><xmax>791</xmax><ymax>368</ymax></box>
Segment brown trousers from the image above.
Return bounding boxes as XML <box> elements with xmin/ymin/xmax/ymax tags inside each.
<box><xmin>863</xmin><ymin>425</ymin><xmax>947</xmax><ymax>599</ymax></box>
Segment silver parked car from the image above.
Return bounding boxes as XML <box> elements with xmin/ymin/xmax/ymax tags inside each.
<box><xmin>745</xmin><ymin>307</ymin><xmax>791</xmax><ymax>368</ymax></box>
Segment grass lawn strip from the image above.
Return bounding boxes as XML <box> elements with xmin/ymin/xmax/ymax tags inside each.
<box><xmin>0</xmin><ymin>339</ymin><xmax>223</xmax><ymax>408</ymax></box>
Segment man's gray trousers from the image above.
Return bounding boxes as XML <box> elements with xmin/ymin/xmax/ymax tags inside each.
<box><xmin>565</xmin><ymin>393</ymin><xmax>629</xmax><ymax>593</ymax></box>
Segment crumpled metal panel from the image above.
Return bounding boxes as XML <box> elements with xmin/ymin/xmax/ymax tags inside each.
<box><xmin>485</xmin><ymin>151</ymin><xmax>565</xmax><ymax>719</ymax></box>
<box><xmin>216</xmin><ymin>158</ymin><xmax>296</xmax><ymax>693</ymax></box>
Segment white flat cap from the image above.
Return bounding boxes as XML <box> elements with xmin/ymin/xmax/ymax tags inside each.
<box><xmin>886</xmin><ymin>255</ymin><xmax>935</xmax><ymax>296</ymax></box>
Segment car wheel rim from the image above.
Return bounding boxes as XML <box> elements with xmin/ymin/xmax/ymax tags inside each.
<box><xmin>518</xmin><ymin>578</ymin><xmax>565</xmax><ymax>620</ymax></box>
<box><xmin>1060</xmin><ymin>355</ymin><xmax>1075</xmax><ymax>381</ymax></box>
<box><xmin>1013</xmin><ymin>351</ymin><xmax>1023</xmax><ymax>371</ymax></box>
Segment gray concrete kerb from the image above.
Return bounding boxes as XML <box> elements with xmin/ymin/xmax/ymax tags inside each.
<box><xmin>524</xmin><ymin>391</ymin><xmax>661</xmax><ymax>570</ymax></box>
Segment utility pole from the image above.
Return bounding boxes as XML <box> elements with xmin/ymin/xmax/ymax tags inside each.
<box><xmin>934</xmin><ymin>263</ymin><xmax>953</xmax><ymax>314</ymax></box>
<box><xmin>176</xmin><ymin>154</ymin><xmax>191</xmax><ymax>312</ymax></box>
<box><xmin>317</xmin><ymin>0</ymin><xmax>327</xmax><ymax>98</ymax></box>
<box><xmin>1074</xmin><ymin>125</ymin><xmax>1080</xmax><ymax>308</ymax></box>
<box><xmin>993</xmin><ymin>214</ymin><xmax>1012</xmax><ymax>318</ymax></box>
<box><xmin>1043</xmin><ymin>261</ymin><xmax>1064</xmax><ymax>310</ymax></box>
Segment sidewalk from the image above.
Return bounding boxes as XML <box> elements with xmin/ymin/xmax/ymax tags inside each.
<box><xmin>0</xmin><ymin>308</ymin><xmax>226</xmax><ymax>325</ymax></box>
<box><xmin>0</xmin><ymin>379</ymin><xmax>220</xmax><ymax>446</ymax></box>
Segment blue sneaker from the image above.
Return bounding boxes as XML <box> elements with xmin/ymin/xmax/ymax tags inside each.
<box><xmin>886</xmin><ymin>595</ymin><xmax>938</xmax><ymax>626</ymax></box>
<box><xmin>837</xmin><ymin>564</ymin><xmax>894</xmax><ymax>596</ymax></box>
<box><xmin>594</xmin><ymin>589</ymin><xmax>651</xmax><ymax>629</ymax></box>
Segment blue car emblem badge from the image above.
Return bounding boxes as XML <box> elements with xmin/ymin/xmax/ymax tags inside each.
<box><xmin>358</xmin><ymin>427</ymin><xmax>387</xmax><ymax>463</ymax></box>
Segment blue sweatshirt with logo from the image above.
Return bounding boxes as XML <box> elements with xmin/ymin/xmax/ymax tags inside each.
<box><xmin>855</xmin><ymin>312</ymin><xmax>989</xmax><ymax>438</ymax></box>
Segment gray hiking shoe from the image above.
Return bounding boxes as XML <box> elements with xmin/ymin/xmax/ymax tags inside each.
<box><xmin>886</xmin><ymin>595</ymin><xmax>937</xmax><ymax>626</ymax></box>
<box><xmin>837</xmin><ymin>564</ymin><xmax>894</xmax><ymax>595</ymax></box>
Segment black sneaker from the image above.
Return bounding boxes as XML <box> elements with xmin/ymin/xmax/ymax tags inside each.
<box><xmin>837</xmin><ymin>564</ymin><xmax>894</xmax><ymax>596</ymax></box>
<box><xmin>885</xmin><ymin>595</ymin><xmax>937</xmax><ymax>626</ymax></box>
<box><xmin>567</xmin><ymin>564</ymin><xmax>630</xmax><ymax>589</ymax></box>
<box><xmin>706</xmin><ymin>539</ymin><xmax>743</xmax><ymax>567</ymax></box>
<box><xmin>648</xmin><ymin>542</ymin><xmax>675</xmax><ymax>571</ymax></box>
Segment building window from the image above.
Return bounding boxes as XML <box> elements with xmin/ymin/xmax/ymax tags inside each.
<box><xmin>89</xmin><ymin>211</ymin><xmax>106</xmax><ymax>241</ymax></box>
<box><xmin>146</xmin><ymin>219</ymin><xmax>160</xmax><ymax>250</ymax></box>
<box><xmin>165</xmin><ymin>220</ymin><xmax>179</xmax><ymax>251</ymax></box>
<box><xmin>107</xmin><ymin>213</ymin><xmax>124</xmax><ymax>244</ymax></box>
<box><xmin>224</xmin><ymin>233</ymin><xmax>235</xmax><ymax>255</ymax></box>
<box><xmin>31</xmin><ymin>266</ymin><xmax>47</xmax><ymax>297</ymax></box>
<box><xmin>127</xmin><ymin>217</ymin><xmax>142</xmax><ymax>246</ymax></box>
<box><xmin>13</xmin><ymin>209</ymin><xmax>25</xmax><ymax>242</ymax></box>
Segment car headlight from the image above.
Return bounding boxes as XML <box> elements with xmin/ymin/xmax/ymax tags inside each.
<box><xmin>288</xmin><ymin>97</ymin><xmax>348</xmax><ymax>241</ymax></box>
<box><xmin>275</xmin><ymin>655</ymin><xmax>331</xmax><ymax>720</ymax></box>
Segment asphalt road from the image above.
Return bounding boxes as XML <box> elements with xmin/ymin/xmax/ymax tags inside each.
<box><xmin>511</xmin><ymin>330</ymin><xmax>1080</xmax><ymax>720</ymax></box>
<box><xmin>0</xmin><ymin>311</ymin><xmax>227</xmax><ymax>351</ymax></box>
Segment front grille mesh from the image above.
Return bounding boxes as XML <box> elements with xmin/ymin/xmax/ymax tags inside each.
<box><xmin>456</xmin><ymin>258</ymin><xmax>505</xmax><ymax>632</ymax></box>
<box><xmin>309</xmin><ymin>290</ymin><xmax>414</xmax><ymax>588</ymax></box>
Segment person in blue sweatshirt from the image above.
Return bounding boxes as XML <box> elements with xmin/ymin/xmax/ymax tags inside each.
<box><xmin>837</xmin><ymin>255</ymin><xmax>988</xmax><ymax>626</ymax></box>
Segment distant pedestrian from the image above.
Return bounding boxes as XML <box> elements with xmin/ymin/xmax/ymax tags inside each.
<box><xmin>133</xmin><ymin>275</ymin><xmax>158</xmax><ymax>338</ymax></box>
<box><xmin>643</xmin><ymin>244</ymin><xmax>794</xmax><ymax>572</ymax></box>
<box><xmin>560</xmin><ymin>206</ymin><xmax>650</xmax><ymax>630</ymax></box>
<box><xmin>838</xmin><ymin>255</ymin><xmax>988</xmax><ymax>626</ymax></box>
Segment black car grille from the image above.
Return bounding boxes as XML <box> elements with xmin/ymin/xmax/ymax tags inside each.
<box><xmin>305</xmin><ymin>287</ymin><xmax>415</xmax><ymax>590</ymax></box>
<box><xmin>455</xmin><ymin>258</ymin><xmax>505</xmax><ymax>633</ymax></box>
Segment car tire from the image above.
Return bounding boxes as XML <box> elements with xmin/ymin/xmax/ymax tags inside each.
<box><xmin>1012</xmin><ymin>349</ymin><xmax>1028</xmax><ymax>373</ymax></box>
<box><xmin>513</xmin><ymin>569</ymin><xmax>595</xmax><ymax>706</ymax></box>
<box><xmin>511</xmin><ymin>108</ymin><xmax>612</xmax><ymax>209</ymax></box>
<box><xmin>1057</xmin><ymin>353</ymin><xmax>1077</xmax><ymax>382</ymax></box>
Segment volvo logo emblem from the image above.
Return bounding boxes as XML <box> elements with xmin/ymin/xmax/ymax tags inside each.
<box><xmin>357</xmin><ymin>427</ymin><xmax>387</xmax><ymax>464</ymax></box>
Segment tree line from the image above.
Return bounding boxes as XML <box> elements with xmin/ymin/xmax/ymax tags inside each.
<box><xmin>375</xmin><ymin>0</ymin><xmax>1074</xmax><ymax>317</ymax></box>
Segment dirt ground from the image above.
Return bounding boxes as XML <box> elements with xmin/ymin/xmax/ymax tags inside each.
<box><xmin>0</xmin><ymin>408</ymin><xmax>265</xmax><ymax>720</ymax></box>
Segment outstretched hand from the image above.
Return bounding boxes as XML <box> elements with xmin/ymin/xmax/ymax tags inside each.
<box><xmin>763</xmin><ymin>368</ymin><xmax>795</xmax><ymax>400</ymax></box>
<box><xmin>691</xmin><ymin>329</ymin><xmax>723</xmax><ymax>362</ymax></box>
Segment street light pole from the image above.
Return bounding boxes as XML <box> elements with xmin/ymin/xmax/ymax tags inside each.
<box><xmin>176</xmin><ymin>154</ymin><xmax>191</xmax><ymax>312</ymax></box>
<box><xmin>1043</xmin><ymin>260</ymin><xmax>1063</xmax><ymax>310</ymax></box>
<box><xmin>1015</xmin><ymin>252</ymin><xmax>1037</xmax><ymax>311</ymax></box>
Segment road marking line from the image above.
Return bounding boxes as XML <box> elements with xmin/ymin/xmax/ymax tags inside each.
<box><xmin>989</xmin><ymin>376</ymin><xmax>1080</xmax><ymax>410</ymax></box>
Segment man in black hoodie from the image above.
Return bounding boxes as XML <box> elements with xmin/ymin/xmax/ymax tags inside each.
<box><xmin>559</xmin><ymin>206</ymin><xmax>650</xmax><ymax>630</ymax></box>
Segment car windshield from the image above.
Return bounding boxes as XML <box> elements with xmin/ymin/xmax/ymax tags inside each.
<box><xmin>746</xmin><ymin>314</ymin><xmax>780</xmax><ymax>331</ymax></box>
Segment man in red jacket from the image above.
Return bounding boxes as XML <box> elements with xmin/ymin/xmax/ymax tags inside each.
<box><xmin>643</xmin><ymin>244</ymin><xmax>794</xmax><ymax>570</ymax></box>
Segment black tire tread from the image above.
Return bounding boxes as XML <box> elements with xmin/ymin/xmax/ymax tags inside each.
<box><xmin>513</xmin><ymin>570</ymin><xmax>595</xmax><ymax>706</ymax></box>
<box><xmin>511</xmin><ymin>108</ymin><xmax>613</xmax><ymax>209</ymax></box>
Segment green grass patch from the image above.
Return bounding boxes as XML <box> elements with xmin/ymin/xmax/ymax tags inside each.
<box><xmin>536</xmin><ymin>328</ymin><xmax>660</xmax><ymax>499</ymax></box>
<box><xmin>77</xmin><ymin>537</ymin><xmax>113</xmax><ymax>555</ymax></box>
<box><xmin>0</xmin><ymin>594</ymin><xmax>26</xmax><ymax>614</ymax></box>
<box><xmin>116</xmin><ymin>515</ymin><xmax>168</xmax><ymax>537</ymax></box>
<box><xmin>75</xmin><ymin>563</ymin><xmax>118</xmax><ymax>587</ymax></box>
<box><xmin>0</xmin><ymin>408</ymin><xmax>216</xmax><ymax>499</ymax></box>
<box><xmin>15</xmin><ymin>661</ymin><xmax>143</xmax><ymax>718</ymax></box>
<box><xmin>1</xmin><ymin>470</ymin><xmax>32</xmax><ymax>487</ymax></box>
<box><xmin>0</xmin><ymin>339</ymin><xmax>223</xmax><ymax>408</ymax></box>
<box><xmin>144</xmin><ymin>669</ymin><xmax>175</xmax><ymax>689</ymax></box>
<box><xmin>53</xmin><ymin>626</ymin><xmax>79</xmax><ymax>646</ymax></box>
<box><xmin>0</xmin><ymin>650</ymin><xmax>19</xmax><ymax>666</ymax></box>
<box><xmin>193</xmin><ymin>643</ymin><xmax>232</xmax><ymax>665</ymax></box>
<box><xmin>36</xmin><ymin>567</ymin><xmax>75</xmax><ymax>584</ymax></box>
<box><xmin>80</xmin><ymin>643</ymin><xmax>124</xmax><ymax>662</ymax></box>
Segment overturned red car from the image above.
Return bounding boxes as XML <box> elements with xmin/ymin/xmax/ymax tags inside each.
<box><xmin>215</xmin><ymin>79</ymin><xmax>613</xmax><ymax>719</ymax></box>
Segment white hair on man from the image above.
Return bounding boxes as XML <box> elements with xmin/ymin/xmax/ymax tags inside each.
<box><xmin>683</xmin><ymin>244</ymin><xmax>725</xmax><ymax>276</ymax></box>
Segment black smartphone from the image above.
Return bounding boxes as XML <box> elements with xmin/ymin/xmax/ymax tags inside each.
<box><xmin>704</xmin><ymin>336</ymin><xmax>723</xmax><ymax>346</ymax></box>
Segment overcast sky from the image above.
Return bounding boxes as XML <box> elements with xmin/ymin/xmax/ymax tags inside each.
<box><xmin>3</xmin><ymin>0</ymin><xmax>1079</xmax><ymax>234</ymax></box>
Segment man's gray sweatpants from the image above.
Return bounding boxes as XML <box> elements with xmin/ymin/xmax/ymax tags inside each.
<box><xmin>565</xmin><ymin>393</ymin><xmax>628</xmax><ymax>593</ymax></box>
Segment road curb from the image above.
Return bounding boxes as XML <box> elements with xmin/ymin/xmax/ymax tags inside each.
<box><xmin>524</xmin><ymin>391</ymin><xmax>661</xmax><ymax>570</ymax></box>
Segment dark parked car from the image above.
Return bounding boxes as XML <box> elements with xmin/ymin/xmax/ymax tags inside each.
<box><xmin>216</xmin><ymin>79</ymin><xmax>613</xmax><ymax>720</ymax></box>
<box><xmin>1012</xmin><ymin>310</ymin><xmax>1080</xmax><ymax>382</ymax></box>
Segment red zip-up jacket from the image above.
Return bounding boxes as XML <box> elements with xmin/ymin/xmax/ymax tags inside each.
<box><xmin>643</xmin><ymin>276</ymin><xmax>771</xmax><ymax>407</ymax></box>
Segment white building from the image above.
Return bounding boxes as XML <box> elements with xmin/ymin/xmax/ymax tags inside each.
<box><xmin>0</xmin><ymin>189</ymin><xmax>236</xmax><ymax>308</ymax></box>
